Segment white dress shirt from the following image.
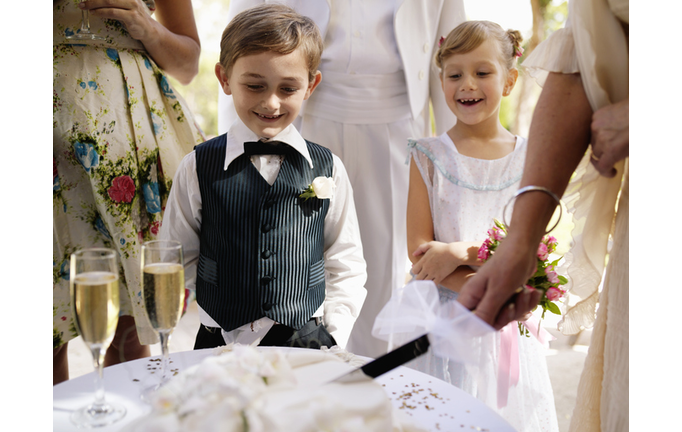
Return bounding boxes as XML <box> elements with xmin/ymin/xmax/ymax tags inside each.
<box><xmin>159</xmin><ymin>119</ymin><xmax>367</xmax><ymax>348</ymax></box>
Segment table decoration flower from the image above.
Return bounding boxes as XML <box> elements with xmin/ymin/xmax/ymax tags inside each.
<box><xmin>478</xmin><ymin>219</ymin><xmax>568</xmax><ymax>336</ymax></box>
<box><xmin>299</xmin><ymin>176</ymin><xmax>335</xmax><ymax>201</ymax></box>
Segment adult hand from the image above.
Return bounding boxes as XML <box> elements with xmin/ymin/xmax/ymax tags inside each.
<box><xmin>457</xmin><ymin>233</ymin><xmax>541</xmax><ymax>329</ymax></box>
<box><xmin>80</xmin><ymin>0</ymin><xmax>156</xmax><ymax>42</ymax></box>
<box><xmin>589</xmin><ymin>98</ymin><xmax>629</xmax><ymax>177</ymax></box>
<box><xmin>411</xmin><ymin>241</ymin><xmax>460</xmax><ymax>285</ymax></box>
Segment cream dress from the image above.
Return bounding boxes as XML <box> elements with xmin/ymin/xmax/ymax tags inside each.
<box><xmin>408</xmin><ymin>134</ymin><xmax>559</xmax><ymax>432</ymax></box>
<box><xmin>53</xmin><ymin>0</ymin><xmax>204</xmax><ymax>348</ymax></box>
<box><xmin>522</xmin><ymin>0</ymin><xmax>629</xmax><ymax>430</ymax></box>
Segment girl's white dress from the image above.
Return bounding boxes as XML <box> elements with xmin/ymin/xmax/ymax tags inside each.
<box><xmin>407</xmin><ymin>133</ymin><xmax>559</xmax><ymax>432</ymax></box>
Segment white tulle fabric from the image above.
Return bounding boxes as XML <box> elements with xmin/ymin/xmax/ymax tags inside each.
<box><xmin>372</xmin><ymin>280</ymin><xmax>495</xmax><ymax>365</ymax></box>
<box><xmin>522</xmin><ymin>0</ymin><xmax>629</xmax><ymax>335</ymax></box>
<box><xmin>373</xmin><ymin>281</ymin><xmax>559</xmax><ymax>432</ymax></box>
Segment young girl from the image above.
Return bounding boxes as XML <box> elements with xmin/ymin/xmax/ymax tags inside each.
<box><xmin>406</xmin><ymin>21</ymin><xmax>559</xmax><ymax>431</ymax></box>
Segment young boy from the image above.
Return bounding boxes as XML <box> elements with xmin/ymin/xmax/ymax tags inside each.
<box><xmin>160</xmin><ymin>4</ymin><xmax>367</xmax><ymax>351</ymax></box>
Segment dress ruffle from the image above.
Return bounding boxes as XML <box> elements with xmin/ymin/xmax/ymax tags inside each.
<box><xmin>557</xmin><ymin>155</ymin><xmax>626</xmax><ymax>335</ymax></box>
<box><xmin>522</xmin><ymin>26</ymin><xmax>580</xmax><ymax>88</ymax></box>
<box><xmin>407</xmin><ymin>135</ymin><xmax>526</xmax><ymax>191</ymax></box>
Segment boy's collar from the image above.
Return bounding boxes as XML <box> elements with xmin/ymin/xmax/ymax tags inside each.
<box><xmin>224</xmin><ymin>119</ymin><xmax>314</xmax><ymax>170</ymax></box>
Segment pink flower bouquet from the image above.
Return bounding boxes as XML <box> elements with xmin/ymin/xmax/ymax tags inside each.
<box><xmin>478</xmin><ymin>219</ymin><xmax>567</xmax><ymax>336</ymax></box>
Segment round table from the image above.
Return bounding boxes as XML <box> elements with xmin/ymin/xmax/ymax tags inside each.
<box><xmin>53</xmin><ymin>347</ymin><xmax>515</xmax><ymax>431</ymax></box>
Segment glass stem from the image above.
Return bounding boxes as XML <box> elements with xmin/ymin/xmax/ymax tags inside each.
<box><xmin>80</xmin><ymin>10</ymin><xmax>91</xmax><ymax>33</ymax></box>
<box><xmin>159</xmin><ymin>331</ymin><xmax>171</xmax><ymax>382</ymax></box>
<box><xmin>90</xmin><ymin>346</ymin><xmax>107</xmax><ymax>410</ymax></box>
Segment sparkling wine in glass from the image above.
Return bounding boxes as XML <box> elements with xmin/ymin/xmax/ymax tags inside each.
<box><xmin>66</xmin><ymin>9</ymin><xmax>105</xmax><ymax>40</ymax></box>
<box><xmin>70</xmin><ymin>248</ymin><xmax>126</xmax><ymax>427</ymax></box>
<box><xmin>141</xmin><ymin>240</ymin><xmax>185</xmax><ymax>399</ymax></box>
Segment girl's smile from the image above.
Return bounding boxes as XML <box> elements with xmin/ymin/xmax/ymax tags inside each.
<box><xmin>457</xmin><ymin>98</ymin><xmax>483</xmax><ymax>106</ymax></box>
<box><xmin>439</xmin><ymin>39</ymin><xmax>516</xmax><ymax>130</ymax></box>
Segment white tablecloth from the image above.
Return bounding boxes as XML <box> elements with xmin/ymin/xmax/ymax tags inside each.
<box><xmin>53</xmin><ymin>347</ymin><xmax>515</xmax><ymax>431</ymax></box>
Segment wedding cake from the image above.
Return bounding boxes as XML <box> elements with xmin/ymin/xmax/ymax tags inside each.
<box><xmin>125</xmin><ymin>344</ymin><xmax>425</xmax><ymax>432</ymax></box>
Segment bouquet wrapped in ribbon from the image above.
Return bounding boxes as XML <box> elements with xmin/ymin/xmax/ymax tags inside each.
<box><xmin>478</xmin><ymin>219</ymin><xmax>568</xmax><ymax>336</ymax></box>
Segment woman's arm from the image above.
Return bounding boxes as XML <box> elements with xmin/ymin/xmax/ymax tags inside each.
<box><xmin>83</xmin><ymin>0</ymin><xmax>201</xmax><ymax>84</ymax></box>
<box><xmin>458</xmin><ymin>72</ymin><xmax>594</xmax><ymax>328</ymax></box>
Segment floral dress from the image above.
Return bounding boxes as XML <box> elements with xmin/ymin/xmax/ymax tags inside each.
<box><xmin>53</xmin><ymin>0</ymin><xmax>204</xmax><ymax>349</ymax></box>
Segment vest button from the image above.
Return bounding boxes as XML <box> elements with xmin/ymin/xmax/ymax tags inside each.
<box><xmin>263</xmin><ymin>302</ymin><xmax>273</xmax><ymax>311</ymax></box>
<box><xmin>261</xmin><ymin>250</ymin><xmax>272</xmax><ymax>259</ymax></box>
<box><xmin>260</xmin><ymin>276</ymin><xmax>274</xmax><ymax>285</ymax></box>
<box><xmin>261</xmin><ymin>223</ymin><xmax>273</xmax><ymax>233</ymax></box>
<box><xmin>264</xmin><ymin>199</ymin><xmax>276</xmax><ymax>209</ymax></box>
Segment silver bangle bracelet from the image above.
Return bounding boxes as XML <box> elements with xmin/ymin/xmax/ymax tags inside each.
<box><xmin>502</xmin><ymin>185</ymin><xmax>563</xmax><ymax>235</ymax></box>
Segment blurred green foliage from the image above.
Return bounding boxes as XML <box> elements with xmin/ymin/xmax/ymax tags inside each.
<box><xmin>167</xmin><ymin>0</ymin><xmax>229</xmax><ymax>139</ymax></box>
<box><xmin>169</xmin><ymin>53</ymin><xmax>221</xmax><ymax>139</ymax></box>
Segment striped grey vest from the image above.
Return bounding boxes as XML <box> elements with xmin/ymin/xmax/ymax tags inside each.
<box><xmin>194</xmin><ymin>134</ymin><xmax>333</xmax><ymax>332</ymax></box>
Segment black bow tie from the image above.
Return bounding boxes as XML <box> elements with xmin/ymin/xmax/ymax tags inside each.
<box><xmin>243</xmin><ymin>141</ymin><xmax>293</xmax><ymax>156</ymax></box>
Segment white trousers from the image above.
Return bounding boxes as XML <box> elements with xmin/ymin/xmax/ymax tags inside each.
<box><xmin>299</xmin><ymin>113</ymin><xmax>427</xmax><ymax>358</ymax></box>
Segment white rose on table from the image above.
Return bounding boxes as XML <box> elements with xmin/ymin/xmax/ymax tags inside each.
<box><xmin>299</xmin><ymin>176</ymin><xmax>335</xmax><ymax>201</ymax></box>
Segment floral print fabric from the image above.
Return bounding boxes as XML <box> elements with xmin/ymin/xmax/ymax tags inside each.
<box><xmin>53</xmin><ymin>0</ymin><xmax>204</xmax><ymax>348</ymax></box>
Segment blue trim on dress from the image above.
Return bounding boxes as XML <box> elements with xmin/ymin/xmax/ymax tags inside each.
<box><xmin>407</xmin><ymin>139</ymin><xmax>522</xmax><ymax>191</ymax></box>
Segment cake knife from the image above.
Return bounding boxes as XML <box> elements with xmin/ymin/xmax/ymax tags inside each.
<box><xmin>330</xmin><ymin>334</ymin><xmax>430</xmax><ymax>383</ymax></box>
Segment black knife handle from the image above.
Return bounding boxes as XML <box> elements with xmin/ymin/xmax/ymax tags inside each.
<box><xmin>361</xmin><ymin>334</ymin><xmax>431</xmax><ymax>379</ymax></box>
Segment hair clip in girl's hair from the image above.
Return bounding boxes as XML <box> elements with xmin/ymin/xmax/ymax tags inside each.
<box><xmin>438</xmin><ymin>36</ymin><xmax>445</xmax><ymax>48</ymax></box>
<box><xmin>514</xmin><ymin>46</ymin><xmax>524</xmax><ymax>58</ymax></box>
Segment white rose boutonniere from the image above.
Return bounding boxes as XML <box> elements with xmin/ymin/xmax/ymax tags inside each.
<box><xmin>299</xmin><ymin>176</ymin><xmax>335</xmax><ymax>201</ymax></box>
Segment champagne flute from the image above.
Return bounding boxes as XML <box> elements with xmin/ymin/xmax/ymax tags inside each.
<box><xmin>70</xmin><ymin>248</ymin><xmax>126</xmax><ymax>427</ymax></box>
<box><xmin>140</xmin><ymin>240</ymin><xmax>186</xmax><ymax>399</ymax></box>
<box><xmin>66</xmin><ymin>8</ymin><xmax>105</xmax><ymax>41</ymax></box>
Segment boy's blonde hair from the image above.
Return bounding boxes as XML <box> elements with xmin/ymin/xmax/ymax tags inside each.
<box><xmin>219</xmin><ymin>4</ymin><xmax>324</xmax><ymax>82</ymax></box>
<box><xmin>435</xmin><ymin>21</ymin><xmax>524</xmax><ymax>72</ymax></box>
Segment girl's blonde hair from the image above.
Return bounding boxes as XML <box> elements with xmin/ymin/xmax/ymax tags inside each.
<box><xmin>218</xmin><ymin>4</ymin><xmax>324</xmax><ymax>82</ymax></box>
<box><xmin>435</xmin><ymin>21</ymin><xmax>524</xmax><ymax>71</ymax></box>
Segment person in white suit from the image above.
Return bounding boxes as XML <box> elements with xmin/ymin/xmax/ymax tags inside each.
<box><xmin>218</xmin><ymin>0</ymin><xmax>466</xmax><ymax>358</ymax></box>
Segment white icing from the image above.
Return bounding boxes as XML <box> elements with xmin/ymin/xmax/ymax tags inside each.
<box><xmin>125</xmin><ymin>344</ymin><xmax>425</xmax><ymax>432</ymax></box>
